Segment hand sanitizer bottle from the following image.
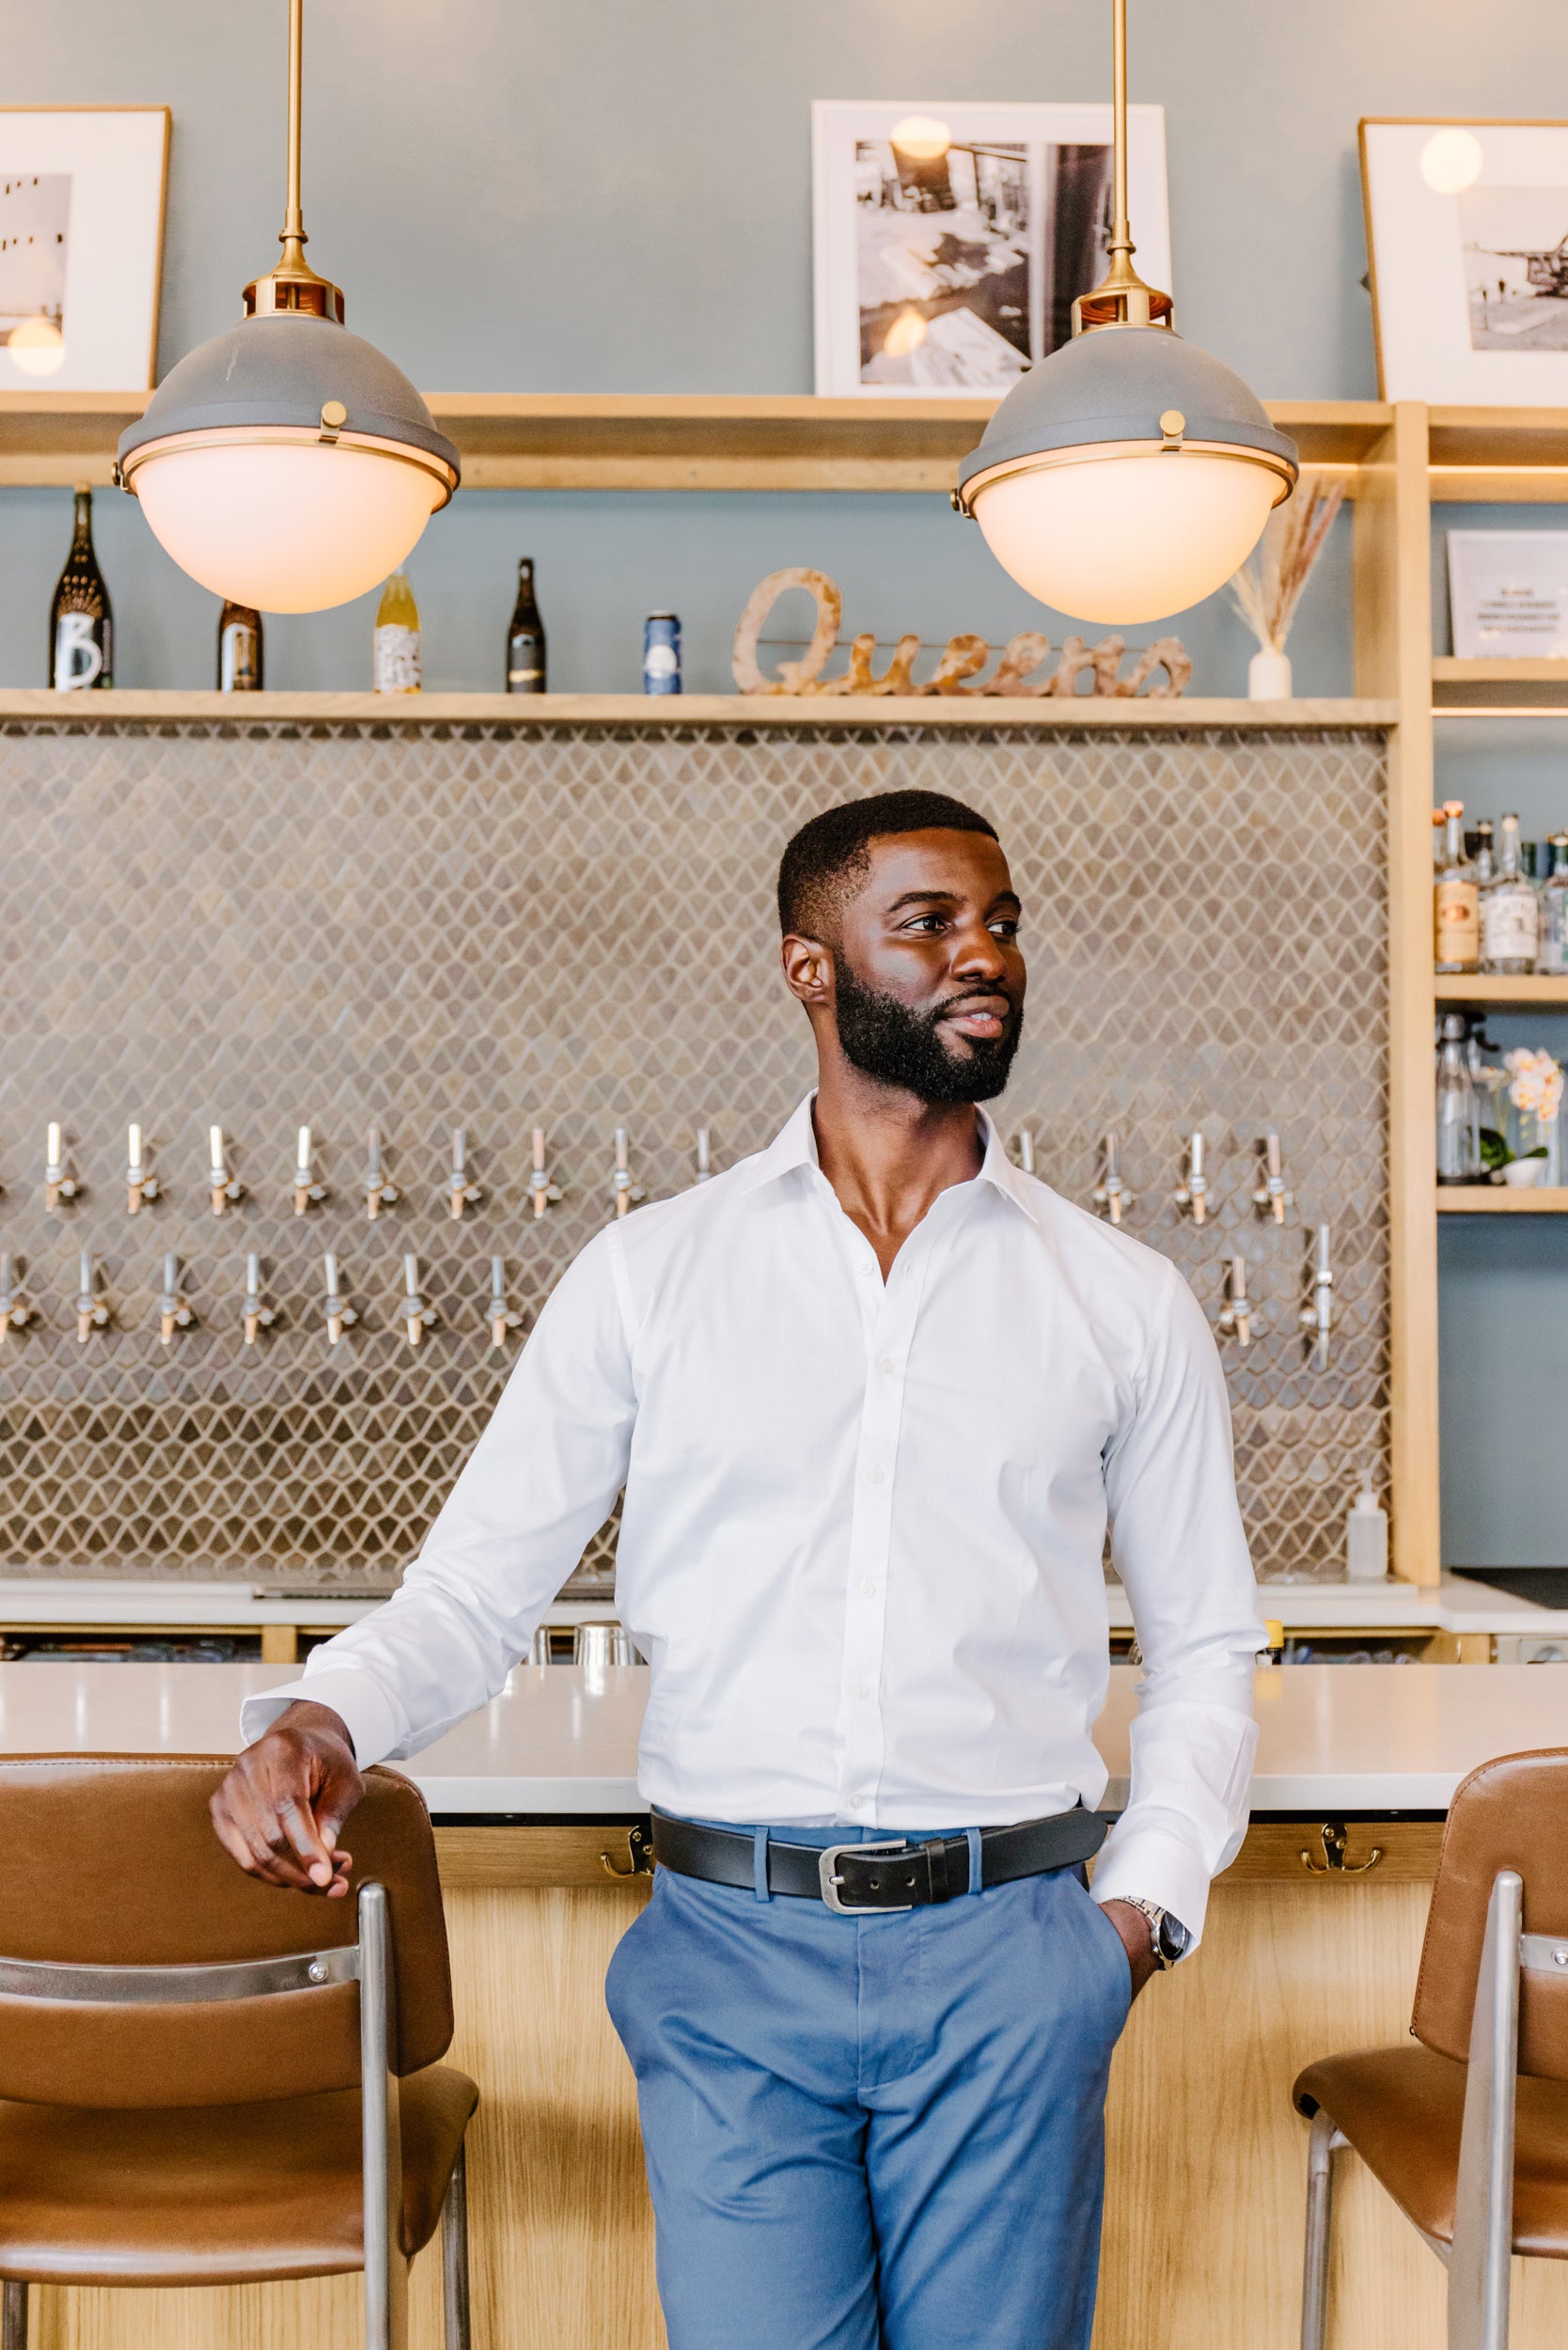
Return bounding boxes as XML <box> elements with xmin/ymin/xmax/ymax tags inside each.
<box><xmin>1346</xmin><ymin>1479</ymin><xmax>1388</xmax><ymax>1582</ymax></box>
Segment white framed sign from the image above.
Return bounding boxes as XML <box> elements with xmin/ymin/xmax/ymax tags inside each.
<box><xmin>811</xmin><ymin>100</ymin><xmax>1169</xmax><ymax>398</ymax></box>
<box><xmin>0</xmin><ymin>107</ymin><xmax>169</xmax><ymax>391</ymax></box>
<box><xmin>1449</xmin><ymin>531</ymin><xmax>1568</xmax><ymax>658</ymax></box>
<box><xmin>1361</xmin><ymin>117</ymin><xmax>1568</xmax><ymax>403</ymax></box>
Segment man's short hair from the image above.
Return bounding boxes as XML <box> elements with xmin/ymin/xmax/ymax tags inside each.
<box><xmin>777</xmin><ymin>790</ymin><xmax>998</xmax><ymax>939</ymax></box>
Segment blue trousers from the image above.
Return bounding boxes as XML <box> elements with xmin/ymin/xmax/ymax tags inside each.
<box><xmin>604</xmin><ymin>1821</ymin><xmax>1132</xmax><ymax>2350</ymax></box>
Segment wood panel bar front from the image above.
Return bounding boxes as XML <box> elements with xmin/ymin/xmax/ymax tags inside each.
<box><xmin>31</xmin><ymin>1823</ymin><xmax>1568</xmax><ymax>2350</ymax></box>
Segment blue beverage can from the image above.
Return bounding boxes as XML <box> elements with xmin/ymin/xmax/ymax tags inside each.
<box><xmin>643</xmin><ymin>611</ymin><xmax>682</xmax><ymax>696</ymax></box>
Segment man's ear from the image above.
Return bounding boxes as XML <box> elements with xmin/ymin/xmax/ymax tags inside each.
<box><xmin>781</xmin><ymin>933</ymin><xmax>834</xmax><ymax>1006</ymax></box>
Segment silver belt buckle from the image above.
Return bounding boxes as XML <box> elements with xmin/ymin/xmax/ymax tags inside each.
<box><xmin>818</xmin><ymin>1839</ymin><xmax>911</xmax><ymax>1915</ymax></box>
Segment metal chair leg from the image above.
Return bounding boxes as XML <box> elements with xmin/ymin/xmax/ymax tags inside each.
<box><xmin>442</xmin><ymin>2141</ymin><xmax>471</xmax><ymax>2350</ymax></box>
<box><xmin>1302</xmin><ymin>2108</ymin><xmax>1342</xmax><ymax>2350</ymax></box>
<box><xmin>359</xmin><ymin>1883</ymin><xmax>407</xmax><ymax>2350</ymax></box>
<box><xmin>1</xmin><ymin>2282</ymin><xmax>25</xmax><ymax>2350</ymax></box>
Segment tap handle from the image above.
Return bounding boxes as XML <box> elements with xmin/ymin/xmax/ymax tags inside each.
<box><xmin>696</xmin><ymin>1127</ymin><xmax>712</xmax><ymax>1183</ymax></box>
<box><xmin>1016</xmin><ymin>1130</ymin><xmax>1035</xmax><ymax>1176</ymax></box>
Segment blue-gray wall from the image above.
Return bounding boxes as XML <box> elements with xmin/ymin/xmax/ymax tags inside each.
<box><xmin>8</xmin><ymin>0</ymin><xmax>1568</xmax><ymax>1564</ymax></box>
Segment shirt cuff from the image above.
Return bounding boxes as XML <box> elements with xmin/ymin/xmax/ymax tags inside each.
<box><xmin>1090</xmin><ymin>1822</ymin><xmax>1217</xmax><ymax>1949</ymax></box>
<box><xmin>238</xmin><ymin>1667</ymin><xmax>404</xmax><ymax>1768</ymax></box>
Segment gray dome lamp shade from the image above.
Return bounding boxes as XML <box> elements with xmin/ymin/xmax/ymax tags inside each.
<box><xmin>116</xmin><ymin>0</ymin><xmax>459</xmax><ymax>616</ymax></box>
<box><xmin>952</xmin><ymin>0</ymin><xmax>1297</xmax><ymax>626</ymax></box>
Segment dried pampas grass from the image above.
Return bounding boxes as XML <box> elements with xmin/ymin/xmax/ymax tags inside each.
<box><xmin>1228</xmin><ymin>478</ymin><xmax>1348</xmax><ymax>655</ymax></box>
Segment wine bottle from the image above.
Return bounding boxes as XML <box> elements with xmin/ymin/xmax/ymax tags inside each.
<box><xmin>373</xmin><ymin>570</ymin><xmax>421</xmax><ymax>695</ymax></box>
<box><xmin>216</xmin><ymin>601</ymin><xmax>264</xmax><ymax>693</ymax></box>
<box><xmin>506</xmin><ymin>557</ymin><xmax>547</xmax><ymax>694</ymax></box>
<box><xmin>50</xmin><ymin>484</ymin><xmax>113</xmax><ymax>692</ymax></box>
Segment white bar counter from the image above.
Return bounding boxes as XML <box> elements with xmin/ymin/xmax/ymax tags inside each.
<box><xmin>3</xmin><ymin>1657</ymin><xmax>1564</xmax><ymax>1815</ymax></box>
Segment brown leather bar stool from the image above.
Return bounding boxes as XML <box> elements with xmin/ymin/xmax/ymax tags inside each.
<box><xmin>0</xmin><ymin>1755</ymin><xmax>477</xmax><ymax>2350</ymax></box>
<box><xmin>1293</xmin><ymin>1748</ymin><xmax>1568</xmax><ymax>2350</ymax></box>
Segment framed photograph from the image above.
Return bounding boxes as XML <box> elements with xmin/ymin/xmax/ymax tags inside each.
<box><xmin>1361</xmin><ymin>118</ymin><xmax>1568</xmax><ymax>402</ymax></box>
<box><xmin>811</xmin><ymin>100</ymin><xmax>1169</xmax><ymax>398</ymax></box>
<box><xmin>1449</xmin><ymin>531</ymin><xmax>1568</xmax><ymax>657</ymax></box>
<box><xmin>0</xmin><ymin>107</ymin><xmax>169</xmax><ymax>391</ymax></box>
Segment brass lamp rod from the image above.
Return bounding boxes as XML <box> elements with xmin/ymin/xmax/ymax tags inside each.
<box><xmin>285</xmin><ymin>0</ymin><xmax>305</xmax><ymax>248</ymax></box>
<box><xmin>1071</xmin><ymin>0</ymin><xmax>1172</xmax><ymax>335</ymax></box>
<box><xmin>242</xmin><ymin>0</ymin><xmax>345</xmax><ymax>321</ymax></box>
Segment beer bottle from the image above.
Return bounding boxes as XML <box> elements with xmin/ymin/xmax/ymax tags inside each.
<box><xmin>506</xmin><ymin>558</ymin><xmax>547</xmax><ymax>694</ymax></box>
<box><xmin>217</xmin><ymin>601</ymin><xmax>264</xmax><ymax>692</ymax></box>
<box><xmin>373</xmin><ymin>570</ymin><xmax>421</xmax><ymax>695</ymax></box>
<box><xmin>50</xmin><ymin>484</ymin><xmax>113</xmax><ymax>691</ymax></box>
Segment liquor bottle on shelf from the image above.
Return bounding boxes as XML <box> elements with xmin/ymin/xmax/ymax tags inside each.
<box><xmin>1435</xmin><ymin>1011</ymin><xmax>1482</xmax><ymax>1184</ymax></box>
<box><xmin>1434</xmin><ymin>801</ymin><xmax>1480</xmax><ymax>975</ymax></box>
<box><xmin>1480</xmin><ymin>811</ymin><xmax>1540</xmax><ymax>976</ymax></box>
<box><xmin>50</xmin><ymin>484</ymin><xmax>113</xmax><ymax>692</ymax></box>
<box><xmin>216</xmin><ymin>601</ymin><xmax>264</xmax><ymax>693</ymax></box>
<box><xmin>643</xmin><ymin>612</ymin><xmax>682</xmax><ymax>696</ymax></box>
<box><xmin>1540</xmin><ymin>833</ymin><xmax>1568</xmax><ymax>976</ymax></box>
<box><xmin>1432</xmin><ymin>807</ymin><xmax>1447</xmax><ymax>879</ymax></box>
<box><xmin>506</xmin><ymin>558</ymin><xmax>547</xmax><ymax>694</ymax></box>
<box><xmin>373</xmin><ymin>569</ymin><xmax>421</xmax><ymax>694</ymax></box>
<box><xmin>1472</xmin><ymin>818</ymin><xmax>1495</xmax><ymax>887</ymax></box>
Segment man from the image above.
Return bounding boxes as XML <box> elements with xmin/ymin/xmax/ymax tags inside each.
<box><xmin>214</xmin><ymin>788</ymin><xmax>1263</xmax><ymax>2350</ymax></box>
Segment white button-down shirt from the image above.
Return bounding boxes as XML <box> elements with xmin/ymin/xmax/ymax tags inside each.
<box><xmin>245</xmin><ymin>1100</ymin><xmax>1264</xmax><ymax>1939</ymax></box>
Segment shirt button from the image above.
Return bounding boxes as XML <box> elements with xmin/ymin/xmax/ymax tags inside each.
<box><xmin>859</xmin><ymin>1578</ymin><xmax>877</xmax><ymax>1598</ymax></box>
<box><xmin>853</xmin><ymin>1793</ymin><xmax>870</xmax><ymax>1809</ymax></box>
<box><xmin>853</xmin><ymin>1681</ymin><xmax>870</xmax><ymax>1700</ymax></box>
<box><xmin>877</xmin><ymin>1356</ymin><xmax>895</xmax><ymax>1375</ymax></box>
<box><xmin>867</xmin><ymin>1465</ymin><xmax>885</xmax><ymax>1484</ymax></box>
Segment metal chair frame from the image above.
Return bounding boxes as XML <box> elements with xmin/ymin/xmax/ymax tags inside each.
<box><xmin>0</xmin><ymin>1880</ymin><xmax>468</xmax><ymax>2350</ymax></box>
<box><xmin>1301</xmin><ymin>1868</ymin><xmax>1568</xmax><ymax>2350</ymax></box>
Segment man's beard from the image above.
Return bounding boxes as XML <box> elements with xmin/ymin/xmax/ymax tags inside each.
<box><xmin>833</xmin><ymin>959</ymin><xmax>1023</xmax><ymax>1104</ymax></box>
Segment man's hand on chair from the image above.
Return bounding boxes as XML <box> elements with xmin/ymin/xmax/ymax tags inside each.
<box><xmin>211</xmin><ymin>1701</ymin><xmax>364</xmax><ymax>1896</ymax></box>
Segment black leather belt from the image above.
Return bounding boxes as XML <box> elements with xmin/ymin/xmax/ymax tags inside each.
<box><xmin>651</xmin><ymin>1805</ymin><xmax>1107</xmax><ymax>1914</ymax></box>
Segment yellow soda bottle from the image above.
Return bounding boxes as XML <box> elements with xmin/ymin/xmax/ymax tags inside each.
<box><xmin>373</xmin><ymin>569</ymin><xmax>421</xmax><ymax>694</ymax></box>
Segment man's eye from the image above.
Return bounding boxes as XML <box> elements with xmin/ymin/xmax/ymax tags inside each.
<box><xmin>906</xmin><ymin>916</ymin><xmax>947</xmax><ymax>933</ymax></box>
<box><xmin>990</xmin><ymin>920</ymin><xmax>1020</xmax><ymax>941</ymax></box>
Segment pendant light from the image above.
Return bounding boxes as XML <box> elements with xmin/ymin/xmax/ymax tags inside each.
<box><xmin>116</xmin><ymin>0</ymin><xmax>459</xmax><ymax>614</ymax></box>
<box><xmin>953</xmin><ymin>0</ymin><xmax>1297</xmax><ymax>625</ymax></box>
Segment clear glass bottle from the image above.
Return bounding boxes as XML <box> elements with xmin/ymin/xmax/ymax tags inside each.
<box><xmin>50</xmin><ymin>484</ymin><xmax>113</xmax><ymax>691</ymax></box>
<box><xmin>373</xmin><ymin>570</ymin><xmax>421</xmax><ymax>695</ymax></box>
<box><xmin>1539</xmin><ymin>833</ymin><xmax>1568</xmax><ymax>975</ymax></box>
<box><xmin>1434</xmin><ymin>802</ymin><xmax>1480</xmax><ymax>975</ymax></box>
<box><xmin>1436</xmin><ymin>1012</ymin><xmax>1482</xmax><ymax>1183</ymax></box>
<box><xmin>1481</xmin><ymin>811</ymin><xmax>1540</xmax><ymax>974</ymax></box>
<box><xmin>1346</xmin><ymin>1479</ymin><xmax>1388</xmax><ymax>1581</ymax></box>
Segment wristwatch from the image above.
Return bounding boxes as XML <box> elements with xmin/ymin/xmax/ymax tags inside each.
<box><xmin>1118</xmin><ymin>1896</ymin><xmax>1191</xmax><ymax>1968</ymax></box>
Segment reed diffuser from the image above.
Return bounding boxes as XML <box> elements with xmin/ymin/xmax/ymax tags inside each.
<box><xmin>1227</xmin><ymin>478</ymin><xmax>1347</xmax><ymax>699</ymax></box>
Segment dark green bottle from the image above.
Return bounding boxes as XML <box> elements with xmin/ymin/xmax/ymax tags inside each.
<box><xmin>506</xmin><ymin>558</ymin><xmax>547</xmax><ymax>694</ymax></box>
<box><xmin>50</xmin><ymin>485</ymin><xmax>113</xmax><ymax>691</ymax></box>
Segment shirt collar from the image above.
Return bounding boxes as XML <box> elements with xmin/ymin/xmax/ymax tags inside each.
<box><xmin>738</xmin><ymin>1095</ymin><xmax>1040</xmax><ymax>1227</ymax></box>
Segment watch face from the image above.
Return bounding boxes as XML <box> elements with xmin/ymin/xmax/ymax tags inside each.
<box><xmin>1158</xmin><ymin>1913</ymin><xmax>1192</xmax><ymax>1963</ymax></box>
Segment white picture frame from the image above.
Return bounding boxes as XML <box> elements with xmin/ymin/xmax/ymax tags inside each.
<box><xmin>0</xmin><ymin>107</ymin><xmax>169</xmax><ymax>392</ymax></box>
<box><xmin>1361</xmin><ymin>117</ymin><xmax>1568</xmax><ymax>403</ymax></box>
<box><xmin>1449</xmin><ymin>531</ymin><xmax>1568</xmax><ymax>658</ymax></box>
<box><xmin>811</xmin><ymin>99</ymin><xmax>1169</xmax><ymax>399</ymax></box>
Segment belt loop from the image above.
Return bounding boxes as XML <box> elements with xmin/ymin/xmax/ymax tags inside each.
<box><xmin>965</xmin><ymin>1826</ymin><xmax>983</xmax><ymax>1896</ymax></box>
<box><xmin>752</xmin><ymin>1825</ymin><xmax>772</xmax><ymax>1903</ymax></box>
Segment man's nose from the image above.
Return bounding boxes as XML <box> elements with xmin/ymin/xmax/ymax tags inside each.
<box><xmin>950</xmin><ymin>921</ymin><xmax>1010</xmax><ymax>979</ymax></box>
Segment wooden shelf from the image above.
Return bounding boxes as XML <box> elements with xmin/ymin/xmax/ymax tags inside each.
<box><xmin>0</xmin><ymin>690</ymin><xmax>1399</xmax><ymax>729</ymax></box>
<box><xmin>0</xmin><ymin>391</ymin><xmax>1390</xmax><ymax>495</ymax></box>
<box><xmin>1433</xmin><ymin>657</ymin><xmax>1568</xmax><ymax>713</ymax></box>
<box><xmin>1436</xmin><ymin>1186</ymin><xmax>1568</xmax><ymax>1213</ymax></box>
<box><xmin>1429</xmin><ymin>407</ymin><xmax>1568</xmax><ymax>502</ymax></box>
<box><xmin>1434</xmin><ymin>975</ymin><xmax>1568</xmax><ymax>1006</ymax></box>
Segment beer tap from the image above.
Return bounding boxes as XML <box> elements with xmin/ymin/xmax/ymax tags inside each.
<box><xmin>321</xmin><ymin>1253</ymin><xmax>357</xmax><ymax>1347</ymax></box>
<box><xmin>1091</xmin><ymin>1133</ymin><xmax>1135</xmax><ymax>1225</ymax></box>
<box><xmin>483</xmin><ymin>1255</ymin><xmax>521</xmax><ymax>1351</ymax></box>
<box><xmin>1300</xmin><ymin>1224</ymin><xmax>1333</xmax><ymax>1370</ymax></box>
<box><xmin>530</xmin><ymin>1126</ymin><xmax>561</xmax><ymax>1218</ymax></box>
<box><xmin>44</xmin><ymin>1123</ymin><xmax>80</xmax><ymax>1213</ymax></box>
<box><xmin>364</xmin><ymin>1124</ymin><xmax>399</xmax><ymax>1221</ymax></box>
<box><xmin>448</xmin><ymin>1127</ymin><xmax>483</xmax><ymax>1220</ymax></box>
<box><xmin>401</xmin><ymin>1252</ymin><xmax>436</xmax><ymax>1348</ymax></box>
<box><xmin>1014</xmin><ymin>1129</ymin><xmax>1036</xmax><ymax>1175</ymax></box>
<box><xmin>0</xmin><ymin>1254</ymin><xmax>32</xmax><ymax>1340</ymax></box>
<box><xmin>157</xmin><ymin>1253</ymin><xmax>195</xmax><ymax>1346</ymax></box>
<box><xmin>1173</xmin><ymin>1129</ymin><xmax>1210</xmax><ymax>1224</ymax></box>
<box><xmin>75</xmin><ymin>1250</ymin><xmax>110</xmax><ymax>1343</ymax></box>
<box><xmin>125</xmin><ymin>1124</ymin><xmax>159</xmax><ymax>1215</ymax></box>
<box><xmin>243</xmin><ymin>1253</ymin><xmax>276</xmax><ymax>1345</ymax></box>
<box><xmin>609</xmin><ymin>1126</ymin><xmax>646</xmax><ymax>1218</ymax></box>
<box><xmin>695</xmin><ymin>1127</ymin><xmax>713</xmax><ymax>1185</ymax></box>
<box><xmin>209</xmin><ymin>1126</ymin><xmax>244</xmax><ymax>1216</ymax></box>
<box><xmin>291</xmin><ymin>1125</ymin><xmax>328</xmax><ymax>1216</ymax></box>
<box><xmin>1215</xmin><ymin>1253</ymin><xmax>1259</xmax><ymax>1348</ymax></box>
<box><xmin>1252</xmin><ymin>1133</ymin><xmax>1293</xmax><ymax>1224</ymax></box>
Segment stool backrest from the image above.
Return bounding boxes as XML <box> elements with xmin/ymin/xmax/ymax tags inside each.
<box><xmin>0</xmin><ymin>1755</ymin><xmax>453</xmax><ymax>2107</ymax></box>
<box><xmin>1413</xmin><ymin>1747</ymin><xmax>1568</xmax><ymax>2081</ymax></box>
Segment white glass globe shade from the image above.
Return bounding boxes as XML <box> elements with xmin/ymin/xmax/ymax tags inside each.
<box><xmin>132</xmin><ymin>439</ymin><xmax>445</xmax><ymax>613</ymax></box>
<box><xmin>1419</xmin><ymin>128</ymin><xmax>1483</xmax><ymax>196</ymax></box>
<box><xmin>971</xmin><ymin>450</ymin><xmax>1279</xmax><ymax>624</ymax></box>
<box><xmin>8</xmin><ymin>319</ymin><xmax>65</xmax><ymax>377</ymax></box>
